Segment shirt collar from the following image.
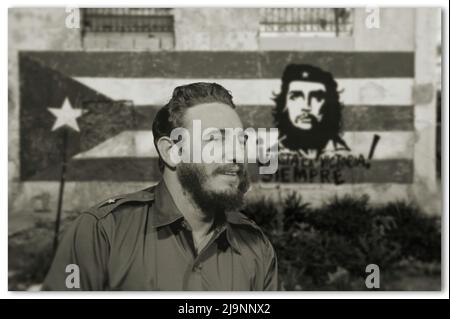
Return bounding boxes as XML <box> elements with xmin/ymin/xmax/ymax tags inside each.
<box><xmin>151</xmin><ymin>181</ymin><xmax>250</xmax><ymax>254</ymax></box>
<box><xmin>152</xmin><ymin>180</ymin><xmax>185</xmax><ymax>228</ymax></box>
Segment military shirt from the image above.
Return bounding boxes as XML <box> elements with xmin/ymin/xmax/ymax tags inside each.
<box><xmin>43</xmin><ymin>181</ymin><xmax>278</xmax><ymax>291</ymax></box>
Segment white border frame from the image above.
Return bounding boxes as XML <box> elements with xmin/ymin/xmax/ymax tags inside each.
<box><xmin>2</xmin><ymin>0</ymin><xmax>448</xmax><ymax>299</ymax></box>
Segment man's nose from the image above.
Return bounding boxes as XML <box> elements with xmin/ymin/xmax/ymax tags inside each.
<box><xmin>301</xmin><ymin>103</ymin><xmax>312</xmax><ymax>111</ymax></box>
<box><xmin>224</xmin><ymin>139</ymin><xmax>245</xmax><ymax>163</ymax></box>
<box><xmin>299</xmin><ymin>99</ymin><xmax>312</xmax><ymax>110</ymax></box>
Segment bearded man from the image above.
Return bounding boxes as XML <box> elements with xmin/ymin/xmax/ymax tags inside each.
<box><xmin>43</xmin><ymin>82</ymin><xmax>278</xmax><ymax>291</ymax></box>
<box><xmin>273</xmin><ymin>64</ymin><xmax>350</xmax><ymax>158</ymax></box>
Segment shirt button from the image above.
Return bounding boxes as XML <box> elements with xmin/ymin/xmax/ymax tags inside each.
<box><xmin>193</xmin><ymin>264</ymin><xmax>203</xmax><ymax>272</ymax></box>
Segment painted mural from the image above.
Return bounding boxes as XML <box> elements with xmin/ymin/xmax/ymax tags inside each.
<box><xmin>262</xmin><ymin>64</ymin><xmax>382</xmax><ymax>185</ymax></box>
<box><xmin>19</xmin><ymin>51</ymin><xmax>414</xmax><ymax>185</ymax></box>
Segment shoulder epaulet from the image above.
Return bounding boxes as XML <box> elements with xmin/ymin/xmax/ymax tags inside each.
<box><xmin>228</xmin><ymin>212</ymin><xmax>271</xmax><ymax>248</ymax></box>
<box><xmin>228</xmin><ymin>211</ymin><xmax>261</xmax><ymax>231</ymax></box>
<box><xmin>241</xmin><ymin>214</ymin><xmax>263</xmax><ymax>231</ymax></box>
<box><xmin>86</xmin><ymin>187</ymin><xmax>156</xmax><ymax>220</ymax></box>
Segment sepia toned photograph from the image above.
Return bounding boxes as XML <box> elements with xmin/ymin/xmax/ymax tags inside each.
<box><xmin>8</xmin><ymin>7</ymin><xmax>443</xmax><ymax>292</ymax></box>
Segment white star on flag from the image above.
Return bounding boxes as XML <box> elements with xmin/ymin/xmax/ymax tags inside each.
<box><xmin>48</xmin><ymin>98</ymin><xmax>83</xmax><ymax>132</ymax></box>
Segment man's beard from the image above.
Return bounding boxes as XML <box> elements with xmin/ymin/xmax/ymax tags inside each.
<box><xmin>278</xmin><ymin>113</ymin><xmax>330</xmax><ymax>152</ymax></box>
<box><xmin>177</xmin><ymin>163</ymin><xmax>250</xmax><ymax>216</ymax></box>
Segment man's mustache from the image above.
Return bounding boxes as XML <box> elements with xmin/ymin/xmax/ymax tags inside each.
<box><xmin>215</xmin><ymin>163</ymin><xmax>250</xmax><ymax>193</ymax></box>
<box><xmin>214</xmin><ymin>163</ymin><xmax>245</xmax><ymax>176</ymax></box>
<box><xmin>295</xmin><ymin>113</ymin><xmax>319</xmax><ymax>124</ymax></box>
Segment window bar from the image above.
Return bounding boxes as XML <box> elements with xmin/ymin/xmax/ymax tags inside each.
<box><xmin>334</xmin><ymin>8</ymin><xmax>340</xmax><ymax>37</ymax></box>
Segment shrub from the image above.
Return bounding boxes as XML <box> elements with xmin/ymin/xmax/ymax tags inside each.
<box><xmin>8</xmin><ymin>212</ymin><xmax>80</xmax><ymax>290</ymax></box>
<box><xmin>281</xmin><ymin>192</ymin><xmax>310</xmax><ymax>232</ymax></box>
<box><xmin>241</xmin><ymin>194</ymin><xmax>441</xmax><ymax>290</ymax></box>
<box><xmin>241</xmin><ymin>196</ymin><xmax>280</xmax><ymax>240</ymax></box>
<box><xmin>374</xmin><ymin>201</ymin><xmax>441</xmax><ymax>263</ymax></box>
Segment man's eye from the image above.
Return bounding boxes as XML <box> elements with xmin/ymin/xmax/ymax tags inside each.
<box><xmin>314</xmin><ymin>96</ymin><xmax>324</xmax><ymax>103</ymax></box>
<box><xmin>206</xmin><ymin>135</ymin><xmax>219</xmax><ymax>141</ymax></box>
<box><xmin>238</xmin><ymin>135</ymin><xmax>248</xmax><ymax>145</ymax></box>
<box><xmin>289</xmin><ymin>93</ymin><xmax>303</xmax><ymax>101</ymax></box>
<box><xmin>312</xmin><ymin>91</ymin><xmax>325</xmax><ymax>103</ymax></box>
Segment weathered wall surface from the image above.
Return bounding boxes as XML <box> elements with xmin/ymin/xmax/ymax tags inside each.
<box><xmin>9</xmin><ymin>8</ymin><xmax>82</xmax><ymax>228</ymax></box>
<box><xmin>174</xmin><ymin>8</ymin><xmax>260</xmax><ymax>50</ymax></box>
<box><xmin>8</xmin><ymin>7</ymin><xmax>441</xmax><ymax>229</ymax></box>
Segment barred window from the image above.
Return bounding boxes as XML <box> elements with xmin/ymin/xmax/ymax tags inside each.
<box><xmin>81</xmin><ymin>8</ymin><xmax>174</xmax><ymax>33</ymax></box>
<box><xmin>260</xmin><ymin>8</ymin><xmax>354</xmax><ymax>37</ymax></box>
<box><xmin>81</xmin><ymin>8</ymin><xmax>174</xmax><ymax>50</ymax></box>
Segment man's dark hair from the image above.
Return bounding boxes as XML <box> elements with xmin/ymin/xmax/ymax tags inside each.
<box><xmin>273</xmin><ymin>64</ymin><xmax>349</xmax><ymax>154</ymax></box>
<box><xmin>152</xmin><ymin>82</ymin><xmax>236</xmax><ymax>171</ymax></box>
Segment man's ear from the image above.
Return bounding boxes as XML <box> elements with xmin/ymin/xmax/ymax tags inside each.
<box><xmin>156</xmin><ymin>137</ymin><xmax>179</xmax><ymax>170</ymax></box>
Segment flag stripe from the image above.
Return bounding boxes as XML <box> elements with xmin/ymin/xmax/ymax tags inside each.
<box><xmin>253</xmin><ymin>160</ymin><xmax>414</xmax><ymax>184</ymax></box>
<box><xmin>27</xmin><ymin>158</ymin><xmax>413</xmax><ymax>184</ymax></box>
<box><xmin>21</xmin><ymin>51</ymin><xmax>414</xmax><ymax>78</ymax></box>
<box><xmin>133</xmin><ymin>104</ymin><xmax>414</xmax><ymax>131</ymax></box>
<box><xmin>74</xmin><ymin>131</ymin><xmax>159</xmax><ymax>159</ymax></box>
<box><xmin>74</xmin><ymin>131</ymin><xmax>414</xmax><ymax>160</ymax></box>
<box><xmin>74</xmin><ymin>77</ymin><xmax>414</xmax><ymax>106</ymax></box>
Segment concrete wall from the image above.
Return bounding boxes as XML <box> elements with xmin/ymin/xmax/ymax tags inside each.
<box><xmin>9</xmin><ymin>8</ymin><xmax>82</xmax><ymax>226</ymax></box>
<box><xmin>413</xmin><ymin>8</ymin><xmax>441</xmax><ymax>214</ymax></box>
<box><xmin>8</xmin><ymin>8</ymin><xmax>441</xmax><ymax>227</ymax></box>
<box><xmin>174</xmin><ymin>8</ymin><xmax>260</xmax><ymax>51</ymax></box>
